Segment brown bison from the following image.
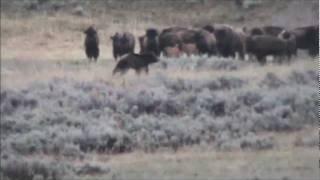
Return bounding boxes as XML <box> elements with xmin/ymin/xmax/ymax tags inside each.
<box><xmin>204</xmin><ymin>24</ymin><xmax>245</xmax><ymax>60</ymax></box>
<box><xmin>246</xmin><ymin>35</ymin><xmax>288</xmax><ymax>64</ymax></box>
<box><xmin>111</xmin><ymin>32</ymin><xmax>135</xmax><ymax>61</ymax></box>
<box><xmin>159</xmin><ymin>27</ymin><xmax>191</xmax><ymax>57</ymax></box>
<box><xmin>180</xmin><ymin>43</ymin><xmax>199</xmax><ymax>56</ymax></box>
<box><xmin>291</xmin><ymin>25</ymin><xmax>319</xmax><ymax>57</ymax></box>
<box><xmin>112</xmin><ymin>53</ymin><xmax>159</xmax><ymax>75</ymax></box>
<box><xmin>138</xmin><ymin>28</ymin><xmax>160</xmax><ymax>56</ymax></box>
<box><xmin>163</xmin><ymin>45</ymin><xmax>181</xmax><ymax>58</ymax></box>
<box><xmin>159</xmin><ymin>27</ymin><xmax>217</xmax><ymax>57</ymax></box>
<box><xmin>84</xmin><ymin>26</ymin><xmax>99</xmax><ymax>62</ymax></box>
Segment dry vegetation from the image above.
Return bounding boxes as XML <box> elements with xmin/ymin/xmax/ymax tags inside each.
<box><xmin>0</xmin><ymin>0</ymin><xmax>318</xmax><ymax>180</ymax></box>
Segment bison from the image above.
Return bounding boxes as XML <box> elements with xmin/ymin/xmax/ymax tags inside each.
<box><xmin>180</xmin><ymin>43</ymin><xmax>199</xmax><ymax>56</ymax></box>
<box><xmin>84</xmin><ymin>26</ymin><xmax>99</xmax><ymax>62</ymax></box>
<box><xmin>159</xmin><ymin>27</ymin><xmax>217</xmax><ymax>57</ymax></box>
<box><xmin>246</xmin><ymin>35</ymin><xmax>288</xmax><ymax>64</ymax></box>
<box><xmin>138</xmin><ymin>28</ymin><xmax>160</xmax><ymax>56</ymax></box>
<box><xmin>278</xmin><ymin>30</ymin><xmax>297</xmax><ymax>60</ymax></box>
<box><xmin>111</xmin><ymin>32</ymin><xmax>135</xmax><ymax>61</ymax></box>
<box><xmin>249</xmin><ymin>26</ymin><xmax>285</xmax><ymax>36</ymax></box>
<box><xmin>112</xmin><ymin>53</ymin><xmax>159</xmax><ymax>75</ymax></box>
<box><xmin>291</xmin><ymin>25</ymin><xmax>319</xmax><ymax>57</ymax></box>
<box><xmin>159</xmin><ymin>27</ymin><xmax>194</xmax><ymax>56</ymax></box>
<box><xmin>204</xmin><ymin>24</ymin><xmax>245</xmax><ymax>60</ymax></box>
<box><xmin>163</xmin><ymin>45</ymin><xmax>181</xmax><ymax>58</ymax></box>
<box><xmin>194</xmin><ymin>29</ymin><xmax>218</xmax><ymax>56</ymax></box>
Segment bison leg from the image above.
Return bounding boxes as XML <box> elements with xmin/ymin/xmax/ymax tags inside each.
<box><xmin>144</xmin><ymin>66</ymin><xmax>149</xmax><ymax>74</ymax></box>
<box><xmin>257</xmin><ymin>55</ymin><xmax>266</xmax><ymax>65</ymax></box>
<box><xmin>135</xmin><ymin>68</ymin><xmax>142</xmax><ymax>75</ymax></box>
<box><xmin>113</xmin><ymin>51</ymin><xmax>118</xmax><ymax>61</ymax></box>
<box><xmin>286</xmin><ymin>53</ymin><xmax>292</xmax><ymax>63</ymax></box>
<box><xmin>308</xmin><ymin>47</ymin><xmax>318</xmax><ymax>57</ymax></box>
<box><xmin>238</xmin><ymin>50</ymin><xmax>245</xmax><ymax>60</ymax></box>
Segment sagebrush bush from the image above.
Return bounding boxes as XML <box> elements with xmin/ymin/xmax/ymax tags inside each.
<box><xmin>0</xmin><ymin>156</ymin><xmax>71</xmax><ymax>180</ymax></box>
<box><xmin>0</xmin><ymin>57</ymin><xmax>317</xmax><ymax>156</ymax></box>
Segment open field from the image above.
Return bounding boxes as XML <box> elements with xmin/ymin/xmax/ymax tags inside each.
<box><xmin>0</xmin><ymin>0</ymin><xmax>318</xmax><ymax>180</ymax></box>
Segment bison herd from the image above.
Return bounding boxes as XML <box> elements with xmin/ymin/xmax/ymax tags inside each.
<box><xmin>83</xmin><ymin>24</ymin><xmax>319</xmax><ymax>74</ymax></box>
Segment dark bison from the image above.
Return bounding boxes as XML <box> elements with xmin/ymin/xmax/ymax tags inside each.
<box><xmin>112</xmin><ymin>53</ymin><xmax>159</xmax><ymax>75</ymax></box>
<box><xmin>194</xmin><ymin>29</ymin><xmax>218</xmax><ymax>56</ymax></box>
<box><xmin>138</xmin><ymin>28</ymin><xmax>160</xmax><ymax>56</ymax></box>
<box><xmin>111</xmin><ymin>32</ymin><xmax>135</xmax><ymax>61</ymax></box>
<box><xmin>278</xmin><ymin>30</ymin><xmax>297</xmax><ymax>59</ymax></box>
<box><xmin>84</xmin><ymin>26</ymin><xmax>99</xmax><ymax>62</ymax></box>
<box><xmin>246</xmin><ymin>35</ymin><xmax>288</xmax><ymax>64</ymax></box>
<box><xmin>291</xmin><ymin>25</ymin><xmax>319</xmax><ymax>57</ymax></box>
<box><xmin>249</xmin><ymin>26</ymin><xmax>285</xmax><ymax>36</ymax></box>
<box><xmin>204</xmin><ymin>24</ymin><xmax>245</xmax><ymax>60</ymax></box>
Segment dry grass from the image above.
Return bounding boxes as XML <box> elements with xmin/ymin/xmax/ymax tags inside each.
<box><xmin>1</xmin><ymin>56</ymin><xmax>316</xmax><ymax>90</ymax></box>
<box><xmin>104</xmin><ymin>128</ymin><xmax>318</xmax><ymax>179</ymax></box>
<box><xmin>25</xmin><ymin>127</ymin><xmax>317</xmax><ymax>180</ymax></box>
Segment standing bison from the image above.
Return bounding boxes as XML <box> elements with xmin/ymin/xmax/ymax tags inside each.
<box><xmin>291</xmin><ymin>25</ymin><xmax>319</xmax><ymax>57</ymax></box>
<box><xmin>84</xmin><ymin>26</ymin><xmax>99</xmax><ymax>62</ymax></box>
<box><xmin>112</xmin><ymin>53</ymin><xmax>159</xmax><ymax>75</ymax></box>
<box><xmin>204</xmin><ymin>24</ymin><xmax>245</xmax><ymax>60</ymax></box>
<box><xmin>111</xmin><ymin>32</ymin><xmax>135</xmax><ymax>61</ymax></box>
<box><xmin>278</xmin><ymin>30</ymin><xmax>297</xmax><ymax>59</ymax></box>
<box><xmin>194</xmin><ymin>29</ymin><xmax>218</xmax><ymax>56</ymax></box>
<box><xmin>246</xmin><ymin>35</ymin><xmax>288</xmax><ymax>64</ymax></box>
<box><xmin>138</xmin><ymin>28</ymin><xmax>160</xmax><ymax>56</ymax></box>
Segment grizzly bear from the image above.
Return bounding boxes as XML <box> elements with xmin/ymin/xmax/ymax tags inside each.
<box><xmin>112</xmin><ymin>53</ymin><xmax>159</xmax><ymax>75</ymax></box>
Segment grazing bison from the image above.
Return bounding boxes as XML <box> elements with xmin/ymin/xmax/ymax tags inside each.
<box><xmin>84</xmin><ymin>26</ymin><xmax>99</xmax><ymax>62</ymax></box>
<box><xmin>112</xmin><ymin>53</ymin><xmax>159</xmax><ymax>75</ymax></box>
<box><xmin>159</xmin><ymin>31</ymin><xmax>181</xmax><ymax>49</ymax></box>
<box><xmin>278</xmin><ymin>30</ymin><xmax>297</xmax><ymax>59</ymax></box>
<box><xmin>138</xmin><ymin>28</ymin><xmax>160</xmax><ymax>56</ymax></box>
<box><xmin>159</xmin><ymin>29</ymin><xmax>183</xmax><ymax>57</ymax></box>
<box><xmin>111</xmin><ymin>32</ymin><xmax>135</xmax><ymax>61</ymax></box>
<box><xmin>291</xmin><ymin>25</ymin><xmax>319</xmax><ymax>57</ymax></box>
<box><xmin>246</xmin><ymin>35</ymin><xmax>288</xmax><ymax>64</ymax></box>
<box><xmin>249</xmin><ymin>26</ymin><xmax>285</xmax><ymax>36</ymax></box>
<box><xmin>159</xmin><ymin>27</ymin><xmax>199</xmax><ymax>56</ymax></box>
<box><xmin>205</xmin><ymin>24</ymin><xmax>245</xmax><ymax>60</ymax></box>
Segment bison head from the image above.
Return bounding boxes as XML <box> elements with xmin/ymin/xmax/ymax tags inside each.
<box><xmin>84</xmin><ymin>26</ymin><xmax>97</xmax><ymax>36</ymax></box>
<box><xmin>203</xmin><ymin>25</ymin><xmax>215</xmax><ymax>33</ymax></box>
